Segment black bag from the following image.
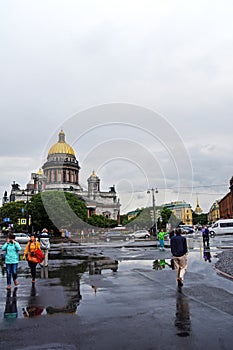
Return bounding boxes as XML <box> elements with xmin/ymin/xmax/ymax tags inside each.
<box><xmin>1</xmin><ymin>253</ymin><xmax>6</xmax><ymax>262</ymax></box>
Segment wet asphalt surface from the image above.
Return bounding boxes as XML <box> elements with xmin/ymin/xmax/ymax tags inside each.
<box><xmin>0</xmin><ymin>234</ymin><xmax>233</xmax><ymax>350</ymax></box>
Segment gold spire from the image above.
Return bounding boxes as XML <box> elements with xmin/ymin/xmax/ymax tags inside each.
<box><xmin>91</xmin><ymin>170</ymin><xmax>97</xmax><ymax>177</ymax></box>
<box><xmin>195</xmin><ymin>194</ymin><xmax>202</xmax><ymax>213</ymax></box>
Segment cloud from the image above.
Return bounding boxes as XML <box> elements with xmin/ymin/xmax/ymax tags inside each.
<box><xmin>1</xmin><ymin>1</ymin><xmax>233</xmax><ymax>214</ymax></box>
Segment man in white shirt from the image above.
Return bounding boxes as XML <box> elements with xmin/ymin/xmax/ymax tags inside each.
<box><xmin>39</xmin><ymin>228</ymin><xmax>50</xmax><ymax>267</ymax></box>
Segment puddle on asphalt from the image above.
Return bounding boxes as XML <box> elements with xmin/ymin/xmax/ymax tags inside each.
<box><xmin>0</xmin><ymin>248</ymin><xmax>216</xmax><ymax>320</ymax></box>
<box><xmin>118</xmin><ymin>259</ymin><xmax>174</xmax><ymax>271</ymax></box>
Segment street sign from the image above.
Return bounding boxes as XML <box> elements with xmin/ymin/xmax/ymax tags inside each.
<box><xmin>3</xmin><ymin>218</ymin><xmax>10</xmax><ymax>222</ymax></box>
<box><xmin>21</xmin><ymin>218</ymin><xmax>27</xmax><ymax>225</ymax></box>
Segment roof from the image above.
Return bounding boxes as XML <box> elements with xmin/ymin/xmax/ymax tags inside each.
<box><xmin>48</xmin><ymin>130</ymin><xmax>75</xmax><ymax>156</ymax></box>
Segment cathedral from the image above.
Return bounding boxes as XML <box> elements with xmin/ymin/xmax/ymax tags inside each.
<box><xmin>7</xmin><ymin>130</ymin><xmax>121</xmax><ymax>222</ymax></box>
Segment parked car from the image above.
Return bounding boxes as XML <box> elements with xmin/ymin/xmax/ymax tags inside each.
<box><xmin>128</xmin><ymin>230</ymin><xmax>150</xmax><ymax>239</ymax></box>
<box><xmin>99</xmin><ymin>231</ymin><xmax>130</xmax><ymax>242</ymax></box>
<box><xmin>14</xmin><ymin>233</ymin><xmax>30</xmax><ymax>244</ymax></box>
<box><xmin>178</xmin><ymin>225</ymin><xmax>194</xmax><ymax>234</ymax></box>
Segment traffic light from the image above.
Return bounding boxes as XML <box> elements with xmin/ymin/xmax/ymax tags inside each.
<box><xmin>17</xmin><ymin>218</ymin><xmax>21</xmax><ymax>224</ymax></box>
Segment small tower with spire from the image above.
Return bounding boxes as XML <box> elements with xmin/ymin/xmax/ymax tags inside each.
<box><xmin>195</xmin><ymin>194</ymin><xmax>203</xmax><ymax>214</ymax></box>
<box><xmin>87</xmin><ymin>171</ymin><xmax>100</xmax><ymax>200</ymax></box>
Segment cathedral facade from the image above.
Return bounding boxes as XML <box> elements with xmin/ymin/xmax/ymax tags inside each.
<box><xmin>8</xmin><ymin>130</ymin><xmax>121</xmax><ymax>222</ymax></box>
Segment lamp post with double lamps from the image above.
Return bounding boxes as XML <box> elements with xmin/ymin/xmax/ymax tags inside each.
<box><xmin>147</xmin><ymin>187</ymin><xmax>158</xmax><ymax>236</ymax></box>
<box><xmin>22</xmin><ymin>189</ymin><xmax>30</xmax><ymax>234</ymax></box>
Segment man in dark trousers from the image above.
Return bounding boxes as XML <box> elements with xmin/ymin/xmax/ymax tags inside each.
<box><xmin>202</xmin><ymin>226</ymin><xmax>210</xmax><ymax>247</ymax></box>
<box><xmin>39</xmin><ymin>228</ymin><xmax>50</xmax><ymax>267</ymax></box>
<box><xmin>170</xmin><ymin>228</ymin><xmax>188</xmax><ymax>287</ymax></box>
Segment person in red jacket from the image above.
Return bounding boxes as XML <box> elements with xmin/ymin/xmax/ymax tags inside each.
<box><xmin>23</xmin><ymin>234</ymin><xmax>41</xmax><ymax>284</ymax></box>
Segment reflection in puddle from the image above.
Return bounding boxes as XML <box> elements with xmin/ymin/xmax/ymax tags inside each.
<box><xmin>4</xmin><ymin>287</ymin><xmax>18</xmax><ymax>319</ymax></box>
<box><xmin>118</xmin><ymin>259</ymin><xmax>174</xmax><ymax>271</ymax></box>
<box><xmin>1</xmin><ymin>258</ymin><xmax>182</xmax><ymax>320</ymax></box>
<box><xmin>89</xmin><ymin>259</ymin><xmax>118</xmax><ymax>275</ymax></box>
<box><xmin>153</xmin><ymin>259</ymin><xmax>175</xmax><ymax>270</ymax></box>
<box><xmin>22</xmin><ymin>285</ymin><xmax>44</xmax><ymax>317</ymax></box>
<box><xmin>175</xmin><ymin>290</ymin><xmax>191</xmax><ymax>337</ymax></box>
<box><xmin>203</xmin><ymin>246</ymin><xmax>212</xmax><ymax>263</ymax></box>
<box><xmin>15</xmin><ymin>259</ymin><xmax>119</xmax><ymax>318</ymax></box>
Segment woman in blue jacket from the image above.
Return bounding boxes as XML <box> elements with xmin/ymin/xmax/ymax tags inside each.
<box><xmin>2</xmin><ymin>233</ymin><xmax>21</xmax><ymax>290</ymax></box>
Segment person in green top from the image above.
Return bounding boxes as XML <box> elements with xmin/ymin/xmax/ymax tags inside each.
<box><xmin>157</xmin><ymin>229</ymin><xmax>167</xmax><ymax>251</ymax></box>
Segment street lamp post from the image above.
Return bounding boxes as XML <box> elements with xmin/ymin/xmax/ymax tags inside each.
<box><xmin>22</xmin><ymin>189</ymin><xmax>29</xmax><ymax>234</ymax></box>
<box><xmin>147</xmin><ymin>187</ymin><xmax>158</xmax><ymax>235</ymax></box>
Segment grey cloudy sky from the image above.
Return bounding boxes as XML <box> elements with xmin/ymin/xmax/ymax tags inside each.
<box><xmin>1</xmin><ymin>0</ymin><xmax>233</xmax><ymax>213</ymax></box>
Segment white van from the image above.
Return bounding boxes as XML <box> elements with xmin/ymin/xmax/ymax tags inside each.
<box><xmin>209</xmin><ymin>219</ymin><xmax>233</xmax><ymax>237</ymax></box>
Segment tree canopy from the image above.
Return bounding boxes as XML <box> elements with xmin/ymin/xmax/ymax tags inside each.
<box><xmin>0</xmin><ymin>191</ymin><xmax>89</xmax><ymax>234</ymax></box>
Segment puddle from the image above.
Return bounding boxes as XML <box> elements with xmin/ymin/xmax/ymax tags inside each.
<box><xmin>118</xmin><ymin>259</ymin><xmax>174</xmax><ymax>271</ymax></box>
<box><xmin>0</xmin><ymin>245</ymin><xmax>222</xmax><ymax>321</ymax></box>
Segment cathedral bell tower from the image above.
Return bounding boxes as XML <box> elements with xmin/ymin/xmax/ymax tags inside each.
<box><xmin>87</xmin><ymin>171</ymin><xmax>100</xmax><ymax>200</ymax></box>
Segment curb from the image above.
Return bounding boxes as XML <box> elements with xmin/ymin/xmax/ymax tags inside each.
<box><xmin>213</xmin><ymin>265</ymin><xmax>233</xmax><ymax>280</ymax></box>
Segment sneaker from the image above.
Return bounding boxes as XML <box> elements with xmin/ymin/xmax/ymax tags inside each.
<box><xmin>177</xmin><ymin>278</ymin><xmax>183</xmax><ymax>287</ymax></box>
<box><xmin>14</xmin><ymin>280</ymin><xmax>19</xmax><ymax>286</ymax></box>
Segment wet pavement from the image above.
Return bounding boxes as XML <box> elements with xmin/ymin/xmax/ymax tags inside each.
<box><xmin>0</xmin><ymin>235</ymin><xmax>233</xmax><ymax>350</ymax></box>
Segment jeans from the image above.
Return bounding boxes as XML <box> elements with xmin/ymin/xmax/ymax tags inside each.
<box><xmin>159</xmin><ymin>239</ymin><xmax>164</xmax><ymax>249</ymax></box>
<box><xmin>6</xmin><ymin>263</ymin><xmax>18</xmax><ymax>285</ymax></box>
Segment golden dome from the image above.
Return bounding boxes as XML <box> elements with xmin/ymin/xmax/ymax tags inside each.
<box><xmin>36</xmin><ymin>168</ymin><xmax>43</xmax><ymax>175</ymax></box>
<box><xmin>90</xmin><ymin>170</ymin><xmax>97</xmax><ymax>177</ymax></box>
<box><xmin>48</xmin><ymin>130</ymin><xmax>75</xmax><ymax>156</ymax></box>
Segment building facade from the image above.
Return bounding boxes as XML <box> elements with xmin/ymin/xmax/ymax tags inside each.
<box><xmin>209</xmin><ymin>176</ymin><xmax>233</xmax><ymax>222</ymax></box>
<box><xmin>7</xmin><ymin>130</ymin><xmax>121</xmax><ymax>222</ymax></box>
<box><xmin>218</xmin><ymin>192</ymin><xmax>232</xmax><ymax>219</ymax></box>
<box><xmin>163</xmin><ymin>201</ymin><xmax>193</xmax><ymax>225</ymax></box>
<box><xmin>207</xmin><ymin>200</ymin><xmax>220</xmax><ymax>223</ymax></box>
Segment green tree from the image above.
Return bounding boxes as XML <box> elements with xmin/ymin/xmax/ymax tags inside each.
<box><xmin>192</xmin><ymin>211</ymin><xmax>208</xmax><ymax>225</ymax></box>
<box><xmin>159</xmin><ymin>207</ymin><xmax>180</xmax><ymax>230</ymax></box>
<box><xmin>0</xmin><ymin>191</ymin><xmax>90</xmax><ymax>234</ymax></box>
<box><xmin>120</xmin><ymin>206</ymin><xmax>180</xmax><ymax>232</ymax></box>
<box><xmin>122</xmin><ymin>207</ymin><xmax>159</xmax><ymax>230</ymax></box>
<box><xmin>29</xmin><ymin>191</ymin><xmax>89</xmax><ymax>233</ymax></box>
<box><xmin>0</xmin><ymin>201</ymin><xmax>27</xmax><ymax>233</ymax></box>
<box><xmin>88</xmin><ymin>214</ymin><xmax>117</xmax><ymax>228</ymax></box>
<box><xmin>120</xmin><ymin>214</ymin><xmax>129</xmax><ymax>226</ymax></box>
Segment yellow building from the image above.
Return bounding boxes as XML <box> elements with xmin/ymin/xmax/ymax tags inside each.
<box><xmin>208</xmin><ymin>200</ymin><xmax>220</xmax><ymax>223</ymax></box>
<box><xmin>163</xmin><ymin>201</ymin><xmax>193</xmax><ymax>225</ymax></box>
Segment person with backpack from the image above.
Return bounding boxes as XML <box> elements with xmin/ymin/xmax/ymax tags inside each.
<box><xmin>23</xmin><ymin>233</ymin><xmax>41</xmax><ymax>284</ymax></box>
<box><xmin>38</xmin><ymin>228</ymin><xmax>50</xmax><ymax>267</ymax></box>
<box><xmin>1</xmin><ymin>233</ymin><xmax>21</xmax><ymax>290</ymax></box>
<box><xmin>202</xmin><ymin>226</ymin><xmax>210</xmax><ymax>247</ymax></box>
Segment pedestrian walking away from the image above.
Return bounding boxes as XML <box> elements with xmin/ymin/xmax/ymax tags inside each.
<box><xmin>1</xmin><ymin>233</ymin><xmax>21</xmax><ymax>290</ymax></box>
<box><xmin>170</xmin><ymin>228</ymin><xmax>188</xmax><ymax>287</ymax></box>
<box><xmin>157</xmin><ymin>229</ymin><xmax>167</xmax><ymax>251</ymax></box>
<box><xmin>202</xmin><ymin>226</ymin><xmax>210</xmax><ymax>247</ymax></box>
<box><xmin>23</xmin><ymin>233</ymin><xmax>41</xmax><ymax>284</ymax></box>
<box><xmin>39</xmin><ymin>228</ymin><xmax>50</xmax><ymax>267</ymax></box>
